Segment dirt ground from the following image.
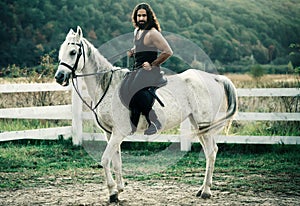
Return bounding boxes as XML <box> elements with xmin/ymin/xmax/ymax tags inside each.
<box><xmin>0</xmin><ymin>180</ymin><xmax>298</xmax><ymax>206</ymax></box>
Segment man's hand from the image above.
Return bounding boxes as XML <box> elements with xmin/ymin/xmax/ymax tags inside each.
<box><xmin>142</xmin><ymin>62</ymin><xmax>152</xmax><ymax>70</ymax></box>
<box><xmin>127</xmin><ymin>48</ymin><xmax>135</xmax><ymax>57</ymax></box>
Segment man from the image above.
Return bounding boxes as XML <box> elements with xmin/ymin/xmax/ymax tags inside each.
<box><xmin>127</xmin><ymin>3</ymin><xmax>173</xmax><ymax>135</ymax></box>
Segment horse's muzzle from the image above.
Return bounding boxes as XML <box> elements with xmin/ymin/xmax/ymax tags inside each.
<box><xmin>55</xmin><ymin>71</ymin><xmax>70</xmax><ymax>86</ymax></box>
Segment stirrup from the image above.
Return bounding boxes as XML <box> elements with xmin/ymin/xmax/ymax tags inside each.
<box><xmin>144</xmin><ymin>121</ymin><xmax>162</xmax><ymax>135</ymax></box>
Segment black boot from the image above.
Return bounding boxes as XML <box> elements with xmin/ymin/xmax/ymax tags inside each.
<box><xmin>144</xmin><ymin>109</ymin><xmax>162</xmax><ymax>135</ymax></box>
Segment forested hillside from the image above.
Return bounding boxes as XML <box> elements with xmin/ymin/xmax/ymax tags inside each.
<box><xmin>1</xmin><ymin>0</ymin><xmax>299</xmax><ymax>71</ymax></box>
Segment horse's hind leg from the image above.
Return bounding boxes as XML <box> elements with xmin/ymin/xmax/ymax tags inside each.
<box><xmin>197</xmin><ymin>134</ymin><xmax>218</xmax><ymax>199</ymax></box>
<box><xmin>112</xmin><ymin>145</ymin><xmax>124</xmax><ymax>193</ymax></box>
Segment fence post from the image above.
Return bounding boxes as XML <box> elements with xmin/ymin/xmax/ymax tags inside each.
<box><xmin>71</xmin><ymin>78</ymin><xmax>83</xmax><ymax>145</ymax></box>
<box><xmin>180</xmin><ymin>119</ymin><xmax>192</xmax><ymax>151</ymax></box>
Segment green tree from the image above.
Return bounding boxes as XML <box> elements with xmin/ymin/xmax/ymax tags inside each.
<box><xmin>289</xmin><ymin>43</ymin><xmax>300</xmax><ymax>69</ymax></box>
<box><xmin>252</xmin><ymin>42</ymin><xmax>269</xmax><ymax>64</ymax></box>
<box><xmin>0</xmin><ymin>0</ymin><xmax>300</xmax><ymax>70</ymax></box>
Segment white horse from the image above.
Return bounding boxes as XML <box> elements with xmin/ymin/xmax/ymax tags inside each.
<box><xmin>55</xmin><ymin>26</ymin><xmax>238</xmax><ymax>203</ymax></box>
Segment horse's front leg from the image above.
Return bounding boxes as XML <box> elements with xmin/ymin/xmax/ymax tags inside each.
<box><xmin>197</xmin><ymin>134</ymin><xmax>218</xmax><ymax>199</ymax></box>
<box><xmin>101</xmin><ymin>133</ymin><xmax>124</xmax><ymax>202</ymax></box>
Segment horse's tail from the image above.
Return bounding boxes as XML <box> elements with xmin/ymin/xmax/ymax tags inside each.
<box><xmin>220</xmin><ymin>75</ymin><xmax>238</xmax><ymax>121</ymax></box>
<box><xmin>198</xmin><ymin>75</ymin><xmax>238</xmax><ymax>134</ymax></box>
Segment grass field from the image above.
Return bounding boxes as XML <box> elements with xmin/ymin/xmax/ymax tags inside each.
<box><xmin>0</xmin><ymin>140</ymin><xmax>299</xmax><ymax>192</ymax></box>
<box><xmin>0</xmin><ymin>140</ymin><xmax>299</xmax><ymax>205</ymax></box>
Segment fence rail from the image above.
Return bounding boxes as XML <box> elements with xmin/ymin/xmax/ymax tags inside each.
<box><xmin>0</xmin><ymin>82</ymin><xmax>299</xmax><ymax>150</ymax></box>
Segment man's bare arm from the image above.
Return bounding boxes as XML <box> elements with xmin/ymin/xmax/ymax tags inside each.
<box><xmin>147</xmin><ymin>29</ymin><xmax>173</xmax><ymax>67</ymax></box>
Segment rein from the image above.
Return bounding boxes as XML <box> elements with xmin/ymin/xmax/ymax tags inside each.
<box><xmin>71</xmin><ymin>70</ymin><xmax>114</xmax><ymax>134</ymax></box>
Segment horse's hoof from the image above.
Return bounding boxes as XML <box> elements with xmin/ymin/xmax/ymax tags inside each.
<box><xmin>200</xmin><ymin>192</ymin><xmax>211</xmax><ymax>199</ymax></box>
<box><xmin>109</xmin><ymin>193</ymin><xmax>119</xmax><ymax>203</ymax></box>
<box><xmin>196</xmin><ymin>190</ymin><xmax>211</xmax><ymax>199</ymax></box>
<box><xmin>196</xmin><ymin>190</ymin><xmax>202</xmax><ymax>197</ymax></box>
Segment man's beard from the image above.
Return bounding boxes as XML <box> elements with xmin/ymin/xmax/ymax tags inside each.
<box><xmin>137</xmin><ymin>21</ymin><xmax>147</xmax><ymax>30</ymax></box>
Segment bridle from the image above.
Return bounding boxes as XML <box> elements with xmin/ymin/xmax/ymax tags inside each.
<box><xmin>59</xmin><ymin>42</ymin><xmax>86</xmax><ymax>77</ymax></box>
<box><xmin>59</xmin><ymin>40</ymin><xmax>117</xmax><ymax>134</ymax></box>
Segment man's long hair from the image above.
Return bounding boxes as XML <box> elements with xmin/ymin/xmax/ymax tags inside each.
<box><xmin>132</xmin><ymin>3</ymin><xmax>161</xmax><ymax>32</ymax></box>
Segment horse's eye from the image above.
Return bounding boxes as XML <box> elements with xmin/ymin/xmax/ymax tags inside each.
<box><xmin>70</xmin><ymin>50</ymin><xmax>76</xmax><ymax>56</ymax></box>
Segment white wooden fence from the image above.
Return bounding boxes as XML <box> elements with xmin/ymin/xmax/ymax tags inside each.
<box><xmin>0</xmin><ymin>80</ymin><xmax>299</xmax><ymax>151</ymax></box>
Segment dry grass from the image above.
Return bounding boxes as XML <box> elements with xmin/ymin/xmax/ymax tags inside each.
<box><xmin>225</xmin><ymin>73</ymin><xmax>299</xmax><ymax>88</ymax></box>
<box><xmin>0</xmin><ymin>74</ymin><xmax>299</xmax><ymax>135</ymax></box>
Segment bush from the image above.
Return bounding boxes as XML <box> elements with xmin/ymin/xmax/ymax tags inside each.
<box><xmin>0</xmin><ymin>51</ymin><xmax>57</xmax><ymax>81</ymax></box>
<box><xmin>249</xmin><ymin>64</ymin><xmax>265</xmax><ymax>80</ymax></box>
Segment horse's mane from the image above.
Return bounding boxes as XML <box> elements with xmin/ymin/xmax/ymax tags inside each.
<box><xmin>82</xmin><ymin>38</ymin><xmax>114</xmax><ymax>72</ymax></box>
<box><xmin>81</xmin><ymin>37</ymin><xmax>128</xmax><ymax>90</ymax></box>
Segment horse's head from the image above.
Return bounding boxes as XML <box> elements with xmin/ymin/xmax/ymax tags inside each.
<box><xmin>55</xmin><ymin>26</ymin><xmax>85</xmax><ymax>86</ymax></box>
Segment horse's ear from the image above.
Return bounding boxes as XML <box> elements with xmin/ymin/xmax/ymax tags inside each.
<box><xmin>67</xmin><ymin>29</ymin><xmax>75</xmax><ymax>37</ymax></box>
<box><xmin>76</xmin><ymin>26</ymin><xmax>83</xmax><ymax>40</ymax></box>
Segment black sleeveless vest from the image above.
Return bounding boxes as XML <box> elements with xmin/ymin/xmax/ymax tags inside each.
<box><xmin>134</xmin><ymin>30</ymin><xmax>158</xmax><ymax>68</ymax></box>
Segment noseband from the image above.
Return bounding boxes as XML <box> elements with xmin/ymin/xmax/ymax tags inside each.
<box><xmin>59</xmin><ymin>42</ymin><xmax>86</xmax><ymax>77</ymax></box>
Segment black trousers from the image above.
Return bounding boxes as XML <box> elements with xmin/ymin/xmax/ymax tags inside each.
<box><xmin>129</xmin><ymin>87</ymin><xmax>156</xmax><ymax>130</ymax></box>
